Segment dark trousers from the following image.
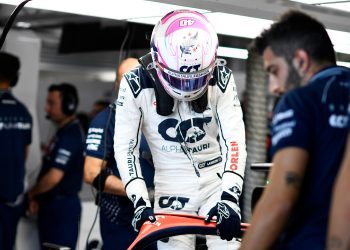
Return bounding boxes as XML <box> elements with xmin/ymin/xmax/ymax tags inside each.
<box><xmin>100</xmin><ymin>211</ymin><xmax>137</xmax><ymax>250</ymax></box>
<box><xmin>38</xmin><ymin>194</ymin><xmax>81</xmax><ymax>250</ymax></box>
<box><xmin>0</xmin><ymin>202</ymin><xmax>24</xmax><ymax>250</ymax></box>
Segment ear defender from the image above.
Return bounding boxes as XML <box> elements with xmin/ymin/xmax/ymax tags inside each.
<box><xmin>59</xmin><ymin>83</ymin><xmax>78</xmax><ymax>116</ymax></box>
<box><xmin>61</xmin><ymin>92</ymin><xmax>77</xmax><ymax>116</ymax></box>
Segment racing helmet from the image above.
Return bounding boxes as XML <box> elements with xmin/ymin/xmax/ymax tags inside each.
<box><xmin>150</xmin><ymin>9</ymin><xmax>218</xmax><ymax>101</ymax></box>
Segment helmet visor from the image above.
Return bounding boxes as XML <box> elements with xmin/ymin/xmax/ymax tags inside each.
<box><xmin>159</xmin><ymin>65</ymin><xmax>214</xmax><ymax>93</ymax></box>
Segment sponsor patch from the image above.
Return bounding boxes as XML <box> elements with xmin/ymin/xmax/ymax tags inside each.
<box><xmin>216</xmin><ymin>66</ymin><xmax>231</xmax><ymax>93</ymax></box>
<box><xmin>329</xmin><ymin>114</ymin><xmax>348</xmax><ymax>128</ymax></box>
<box><xmin>159</xmin><ymin>196</ymin><xmax>190</xmax><ymax>210</ymax></box>
<box><xmin>272</xmin><ymin>127</ymin><xmax>293</xmax><ymax>146</ymax></box>
<box><xmin>198</xmin><ymin>156</ymin><xmax>222</xmax><ymax>169</ymax></box>
<box><xmin>125</xmin><ymin>71</ymin><xmax>141</xmax><ymax>98</ymax></box>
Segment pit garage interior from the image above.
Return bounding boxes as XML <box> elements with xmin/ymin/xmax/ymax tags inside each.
<box><xmin>0</xmin><ymin>0</ymin><xmax>350</xmax><ymax>249</ymax></box>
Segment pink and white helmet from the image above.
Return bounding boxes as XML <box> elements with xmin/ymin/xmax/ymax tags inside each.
<box><xmin>150</xmin><ymin>9</ymin><xmax>218</xmax><ymax>101</ymax></box>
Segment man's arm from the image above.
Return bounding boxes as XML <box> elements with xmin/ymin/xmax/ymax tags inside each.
<box><xmin>28</xmin><ymin>168</ymin><xmax>64</xmax><ymax>198</ymax></box>
<box><xmin>241</xmin><ymin>147</ymin><xmax>308</xmax><ymax>250</ymax></box>
<box><xmin>25</xmin><ymin>145</ymin><xmax>30</xmax><ymax>161</ymax></box>
<box><xmin>327</xmin><ymin>134</ymin><xmax>350</xmax><ymax>250</ymax></box>
<box><xmin>84</xmin><ymin>155</ymin><xmax>126</xmax><ymax>196</ymax></box>
<box><xmin>114</xmin><ymin>73</ymin><xmax>150</xmax><ymax>208</ymax></box>
<box><xmin>216</xmin><ymin>69</ymin><xmax>246</xmax><ymax>202</ymax></box>
<box><xmin>114</xmin><ymin>71</ymin><xmax>155</xmax><ymax>232</ymax></box>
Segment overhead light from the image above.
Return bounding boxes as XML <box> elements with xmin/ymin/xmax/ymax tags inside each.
<box><xmin>217</xmin><ymin>46</ymin><xmax>248</xmax><ymax>60</ymax></box>
<box><xmin>206</xmin><ymin>12</ymin><xmax>272</xmax><ymax>39</ymax></box>
<box><xmin>96</xmin><ymin>71</ymin><xmax>116</xmax><ymax>82</ymax></box>
<box><xmin>326</xmin><ymin>29</ymin><xmax>350</xmax><ymax>55</ymax></box>
<box><xmin>0</xmin><ymin>0</ymin><xmax>206</xmax><ymax>21</ymax></box>
<box><xmin>1</xmin><ymin>0</ymin><xmax>350</xmax><ymax>55</ymax></box>
<box><xmin>318</xmin><ymin>3</ymin><xmax>350</xmax><ymax>12</ymax></box>
<box><xmin>290</xmin><ymin>0</ymin><xmax>341</xmax><ymax>4</ymax></box>
<box><xmin>130</xmin><ymin>12</ymin><xmax>273</xmax><ymax>40</ymax></box>
<box><xmin>16</xmin><ymin>21</ymin><xmax>31</xmax><ymax>28</ymax></box>
<box><xmin>290</xmin><ymin>1</ymin><xmax>350</xmax><ymax>12</ymax></box>
<box><xmin>337</xmin><ymin>61</ymin><xmax>350</xmax><ymax>68</ymax></box>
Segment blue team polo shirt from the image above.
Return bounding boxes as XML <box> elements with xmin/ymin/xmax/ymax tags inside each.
<box><xmin>0</xmin><ymin>91</ymin><xmax>32</xmax><ymax>203</ymax></box>
<box><xmin>271</xmin><ymin>66</ymin><xmax>350</xmax><ymax>249</ymax></box>
<box><xmin>85</xmin><ymin>104</ymin><xmax>154</xmax><ymax>224</ymax></box>
<box><xmin>37</xmin><ymin>119</ymin><xmax>85</xmax><ymax>201</ymax></box>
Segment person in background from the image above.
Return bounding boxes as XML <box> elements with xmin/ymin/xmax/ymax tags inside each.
<box><xmin>241</xmin><ymin>10</ymin><xmax>350</xmax><ymax>250</ymax></box>
<box><xmin>28</xmin><ymin>83</ymin><xmax>85</xmax><ymax>250</ymax></box>
<box><xmin>0</xmin><ymin>52</ymin><xmax>32</xmax><ymax>250</ymax></box>
<box><xmin>114</xmin><ymin>9</ymin><xmax>246</xmax><ymax>249</ymax></box>
<box><xmin>76</xmin><ymin>111</ymin><xmax>90</xmax><ymax>134</ymax></box>
<box><xmin>84</xmin><ymin>57</ymin><xmax>155</xmax><ymax>250</ymax></box>
<box><xmin>327</xmin><ymin>109</ymin><xmax>350</xmax><ymax>249</ymax></box>
<box><xmin>90</xmin><ymin>100</ymin><xmax>110</xmax><ymax>119</ymax></box>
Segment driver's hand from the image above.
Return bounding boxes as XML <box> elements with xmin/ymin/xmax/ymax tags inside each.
<box><xmin>132</xmin><ymin>206</ymin><xmax>156</xmax><ymax>232</ymax></box>
<box><xmin>205</xmin><ymin>200</ymin><xmax>241</xmax><ymax>241</ymax></box>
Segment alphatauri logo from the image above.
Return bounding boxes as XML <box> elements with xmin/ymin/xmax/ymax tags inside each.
<box><xmin>329</xmin><ymin>114</ymin><xmax>348</xmax><ymax>128</ymax></box>
<box><xmin>158</xmin><ymin>117</ymin><xmax>212</xmax><ymax>143</ymax></box>
<box><xmin>159</xmin><ymin>196</ymin><xmax>190</xmax><ymax>210</ymax></box>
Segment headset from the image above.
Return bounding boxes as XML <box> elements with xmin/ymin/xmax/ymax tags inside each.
<box><xmin>59</xmin><ymin>83</ymin><xmax>78</xmax><ymax>116</ymax></box>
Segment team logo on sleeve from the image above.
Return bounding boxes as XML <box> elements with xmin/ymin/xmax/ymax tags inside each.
<box><xmin>86</xmin><ymin>127</ymin><xmax>103</xmax><ymax>151</ymax></box>
<box><xmin>217</xmin><ymin>66</ymin><xmax>231</xmax><ymax>93</ymax></box>
<box><xmin>272</xmin><ymin>109</ymin><xmax>295</xmax><ymax>146</ymax></box>
<box><xmin>55</xmin><ymin>148</ymin><xmax>71</xmax><ymax>165</ymax></box>
<box><xmin>125</xmin><ymin>71</ymin><xmax>141</xmax><ymax>97</ymax></box>
<box><xmin>329</xmin><ymin>114</ymin><xmax>348</xmax><ymax>128</ymax></box>
<box><xmin>229</xmin><ymin>185</ymin><xmax>241</xmax><ymax>196</ymax></box>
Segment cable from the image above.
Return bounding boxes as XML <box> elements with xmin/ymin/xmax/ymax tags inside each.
<box><xmin>118</xmin><ymin>25</ymin><xmax>130</xmax><ymax>65</ymax></box>
<box><xmin>85</xmin><ymin>204</ymin><xmax>100</xmax><ymax>250</ymax></box>
<box><xmin>0</xmin><ymin>0</ymin><xmax>32</xmax><ymax>50</ymax></box>
<box><xmin>177</xmin><ymin>108</ymin><xmax>201</xmax><ymax>177</ymax></box>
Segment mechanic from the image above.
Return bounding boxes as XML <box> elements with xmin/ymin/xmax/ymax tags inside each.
<box><xmin>0</xmin><ymin>52</ymin><xmax>32</xmax><ymax>250</ymax></box>
<box><xmin>28</xmin><ymin>83</ymin><xmax>85</xmax><ymax>249</ymax></box>
<box><xmin>84</xmin><ymin>58</ymin><xmax>155</xmax><ymax>250</ymax></box>
<box><xmin>241</xmin><ymin>10</ymin><xmax>350</xmax><ymax>250</ymax></box>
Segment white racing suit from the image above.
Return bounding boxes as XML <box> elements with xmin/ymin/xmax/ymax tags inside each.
<box><xmin>114</xmin><ymin>65</ymin><xmax>246</xmax><ymax>249</ymax></box>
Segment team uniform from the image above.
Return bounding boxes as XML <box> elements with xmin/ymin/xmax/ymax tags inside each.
<box><xmin>36</xmin><ymin>119</ymin><xmax>84</xmax><ymax>250</ymax></box>
<box><xmin>0</xmin><ymin>90</ymin><xmax>32</xmax><ymax>250</ymax></box>
<box><xmin>85</xmin><ymin>104</ymin><xmax>154</xmax><ymax>250</ymax></box>
<box><xmin>270</xmin><ymin>66</ymin><xmax>350</xmax><ymax>249</ymax></box>
<box><xmin>114</xmin><ymin>65</ymin><xmax>246</xmax><ymax>249</ymax></box>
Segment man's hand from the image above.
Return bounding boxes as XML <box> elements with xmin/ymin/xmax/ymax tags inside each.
<box><xmin>205</xmin><ymin>200</ymin><xmax>241</xmax><ymax>241</ymax></box>
<box><xmin>28</xmin><ymin>200</ymin><xmax>39</xmax><ymax>215</ymax></box>
<box><xmin>132</xmin><ymin>206</ymin><xmax>156</xmax><ymax>232</ymax></box>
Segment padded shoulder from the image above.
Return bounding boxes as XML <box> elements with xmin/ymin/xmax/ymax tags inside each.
<box><xmin>124</xmin><ymin>66</ymin><xmax>154</xmax><ymax>98</ymax></box>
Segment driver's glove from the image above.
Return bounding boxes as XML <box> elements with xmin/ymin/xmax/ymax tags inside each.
<box><xmin>132</xmin><ymin>205</ymin><xmax>156</xmax><ymax>232</ymax></box>
<box><xmin>205</xmin><ymin>195</ymin><xmax>241</xmax><ymax>241</ymax></box>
